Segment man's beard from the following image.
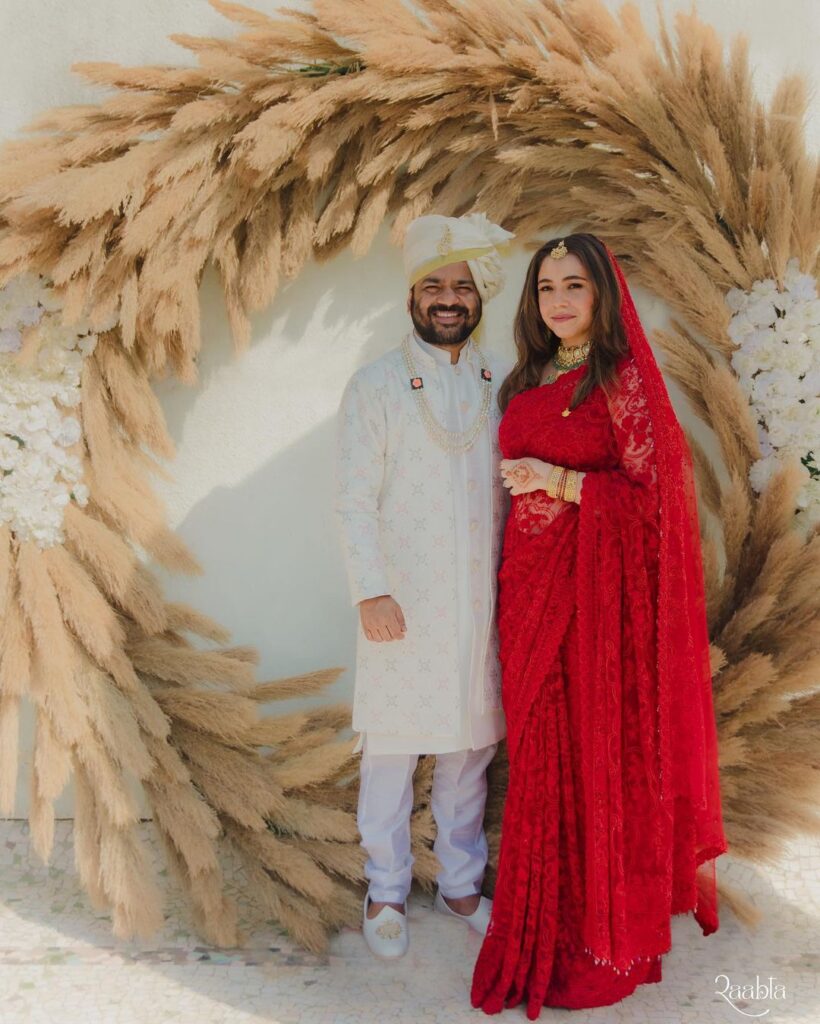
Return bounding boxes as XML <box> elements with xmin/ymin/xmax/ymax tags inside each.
<box><xmin>410</xmin><ymin>296</ymin><xmax>482</xmax><ymax>347</ymax></box>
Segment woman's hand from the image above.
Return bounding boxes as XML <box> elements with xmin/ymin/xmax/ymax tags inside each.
<box><xmin>500</xmin><ymin>457</ymin><xmax>553</xmax><ymax>496</ymax></box>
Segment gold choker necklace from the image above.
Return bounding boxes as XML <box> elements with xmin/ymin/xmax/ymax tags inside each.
<box><xmin>554</xmin><ymin>340</ymin><xmax>591</xmax><ymax>368</ymax></box>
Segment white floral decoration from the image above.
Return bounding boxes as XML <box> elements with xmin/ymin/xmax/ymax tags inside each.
<box><xmin>0</xmin><ymin>273</ymin><xmax>110</xmax><ymax>547</ymax></box>
<box><xmin>726</xmin><ymin>258</ymin><xmax>820</xmax><ymax>526</ymax></box>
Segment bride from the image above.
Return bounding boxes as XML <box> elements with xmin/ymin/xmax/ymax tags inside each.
<box><xmin>471</xmin><ymin>233</ymin><xmax>727</xmax><ymax>1015</ymax></box>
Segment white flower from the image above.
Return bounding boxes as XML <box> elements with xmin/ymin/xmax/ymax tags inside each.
<box><xmin>37</xmin><ymin>345</ymin><xmax>71</xmax><ymax>375</ymax></box>
<box><xmin>749</xmin><ymin>455</ymin><xmax>776</xmax><ymax>493</ymax></box>
<box><xmin>0</xmin><ymin>273</ymin><xmax>41</xmax><ymax>312</ymax></box>
<box><xmin>758</xmin><ymin>433</ymin><xmax>775</xmax><ymax>458</ymax></box>
<box><xmin>59</xmin><ymin>388</ymin><xmax>81</xmax><ymax>408</ymax></box>
<box><xmin>38</xmin><ymin>285</ymin><xmax>63</xmax><ymax>313</ymax></box>
<box><xmin>776</xmin><ymin>304</ymin><xmax>812</xmax><ymax>338</ymax></box>
<box><xmin>797</xmin><ymin>475</ymin><xmax>820</xmax><ymax>522</ymax></box>
<box><xmin>18</xmin><ymin>305</ymin><xmax>43</xmax><ymax>327</ymax></box>
<box><xmin>55</xmin><ymin>416</ymin><xmax>82</xmax><ymax>447</ymax></box>
<box><xmin>767</xmin><ymin>403</ymin><xmax>815</xmax><ymax>449</ymax></box>
<box><xmin>745</xmin><ymin>297</ymin><xmax>778</xmax><ymax>328</ymax></box>
<box><xmin>783</xmin><ymin>259</ymin><xmax>818</xmax><ymax>303</ymax></box>
<box><xmin>1</xmin><ymin>274</ymin><xmax>95</xmax><ymax>548</ymax></box>
<box><xmin>0</xmin><ymin>435</ymin><xmax>23</xmax><ymax>471</ymax></box>
<box><xmin>0</xmin><ymin>327</ymin><xmax>22</xmax><ymax>353</ymax></box>
<box><xmin>779</xmin><ymin>342</ymin><xmax>812</xmax><ymax>377</ymax></box>
<box><xmin>71</xmin><ymin>482</ymin><xmax>89</xmax><ymax>505</ymax></box>
<box><xmin>798</xmin><ymin>367</ymin><xmax>820</xmax><ymax>397</ymax></box>
<box><xmin>752</xmin><ymin>368</ymin><xmax>798</xmax><ymax>403</ymax></box>
<box><xmin>78</xmin><ymin>333</ymin><xmax>98</xmax><ymax>356</ymax></box>
<box><xmin>21</xmin><ymin>405</ymin><xmax>49</xmax><ymax>432</ymax></box>
<box><xmin>27</xmin><ymin>429</ymin><xmax>57</xmax><ymax>453</ymax></box>
<box><xmin>750</xmin><ymin>278</ymin><xmax>779</xmax><ymax>300</ymax></box>
<box><xmin>727</xmin><ymin>315</ymin><xmax>755</xmax><ymax>345</ymax></box>
<box><xmin>727</xmin><ymin>266</ymin><xmax>820</xmax><ymax>526</ymax></box>
<box><xmin>725</xmin><ymin>287</ymin><xmax>747</xmax><ymax>313</ymax></box>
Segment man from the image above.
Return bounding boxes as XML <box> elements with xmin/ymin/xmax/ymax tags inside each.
<box><xmin>334</xmin><ymin>213</ymin><xmax>513</xmax><ymax>958</ymax></box>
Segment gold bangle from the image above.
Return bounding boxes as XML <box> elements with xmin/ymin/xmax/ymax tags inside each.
<box><xmin>546</xmin><ymin>464</ymin><xmax>563</xmax><ymax>498</ymax></box>
<box><xmin>563</xmin><ymin>470</ymin><xmax>577</xmax><ymax>503</ymax></box>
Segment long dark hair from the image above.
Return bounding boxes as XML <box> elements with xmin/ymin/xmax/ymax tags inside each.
<box><xmin>498</xmin><ymin>233</ymin><xmax>629</xmax><ymax>413</ymax></box>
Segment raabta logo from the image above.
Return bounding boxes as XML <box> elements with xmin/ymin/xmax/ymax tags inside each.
<box><xmin>714</xmin><ymin>974</ymin><xmax>787</xmax><ymax>1017</ymax></box>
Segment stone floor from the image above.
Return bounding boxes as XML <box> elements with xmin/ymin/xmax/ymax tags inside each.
<box><xmin>0</xmin><ymin>821</ymin><xmax>817</xmax><ymax>1024</ymax></box>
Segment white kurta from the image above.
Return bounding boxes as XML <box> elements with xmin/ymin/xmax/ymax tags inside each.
<box><xmin>334</xmin><ymin>332</ymin><xmax>508</xmax><ymax>755</ymax></box>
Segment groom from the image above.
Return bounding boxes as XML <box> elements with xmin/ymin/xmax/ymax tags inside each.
<box><xmin>334</xmin><ymin>212</ymin><xmax>513</xmax><ymax>958</ymax></box>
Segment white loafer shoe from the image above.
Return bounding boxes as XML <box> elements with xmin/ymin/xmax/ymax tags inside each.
<box><xmin>434</xmin><ymin>890</ymin><xmax>493</xmax><ymax>936</ymax></box>
<box><xmin>362</xmin><ymin>895</ymin><xmax>409</xmax><ymax>959</ymax></box>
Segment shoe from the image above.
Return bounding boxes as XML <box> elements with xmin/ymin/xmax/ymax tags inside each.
<box><xmin>362</xmin><ymin>894</ymin><xmax>409</xmax><ymax>959</ymax></box>
<box><xmin>434</xmin><ymin>889</ymin><xmax>492</xmax><ymax>936</ymax></box>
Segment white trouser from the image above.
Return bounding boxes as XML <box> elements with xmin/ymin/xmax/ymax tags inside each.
<box><xmin>357</xmin><ymin>741</ymin><xmax>497</xmax><ymax>904</ymax></box>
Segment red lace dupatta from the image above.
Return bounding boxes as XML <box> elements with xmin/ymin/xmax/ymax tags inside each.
<box><xmin>573</xmin><ymin>251</ymin><xmax>727</xmax><ymax>965</ymax></box>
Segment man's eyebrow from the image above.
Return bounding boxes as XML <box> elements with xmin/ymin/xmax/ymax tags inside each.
<box><xmin>420</xmin><ymin>276</ymin><xmax>476</xmax><ymax>285</ymax></box>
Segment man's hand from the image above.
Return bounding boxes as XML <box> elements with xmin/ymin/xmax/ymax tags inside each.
<box><xmin>500</xmin><ymin>457</ymin><xmax>554</xmax><ymax>496</ymax></box>
<box><xmin>359</xmin><ymin>595</ymin><xmax>407</xmax><ymax>642</ymax></box>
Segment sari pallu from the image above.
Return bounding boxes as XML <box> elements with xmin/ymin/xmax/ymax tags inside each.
<box><xmin>471</xmin><ymin>339</ymin><xmax>727</xmax><ymax>1015</ymax></box>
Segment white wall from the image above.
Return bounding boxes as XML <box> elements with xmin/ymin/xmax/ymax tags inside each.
<box><xmin>1</xmin><ymin>0</ymin><xmax>817</xmax><ymax>816</ymax></box>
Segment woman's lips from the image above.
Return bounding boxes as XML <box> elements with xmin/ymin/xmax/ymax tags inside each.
<box><xmin>552</xmin><ymin>314</ymin><xmax>575</xmax><ymax>322</ymax></box>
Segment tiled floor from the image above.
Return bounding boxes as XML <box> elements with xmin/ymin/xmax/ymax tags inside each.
<box><xmin>0</xmin><ymin>821</ymin><xmax>817</xmax><ymax>1023</ymax></box>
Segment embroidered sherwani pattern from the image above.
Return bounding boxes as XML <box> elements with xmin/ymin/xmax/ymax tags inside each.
<box><xmin>335</xmin><ymin>333</ymin><xmax>507</xmax><ymax>755</ymax></box>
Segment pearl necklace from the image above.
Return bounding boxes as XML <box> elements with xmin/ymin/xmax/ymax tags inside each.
<box><xmin>401</xmin><ymin>334</ymin><xmax>493</xmax><ymax>454</ymax></box>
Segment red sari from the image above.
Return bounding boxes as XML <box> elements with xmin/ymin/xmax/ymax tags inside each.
<box><xmin>471</xmin><ymin>260</ymin><xmax>727</xmax><ymax>1016</ymax></box>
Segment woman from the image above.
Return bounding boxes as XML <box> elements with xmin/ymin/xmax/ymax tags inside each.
<box><xmin>470</xmin><ymin>234</ymin><xmax>727</xmax><ymax>1016</ymax></box>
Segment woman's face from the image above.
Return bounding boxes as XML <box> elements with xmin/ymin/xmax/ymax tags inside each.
<box><xmin>537</xmin><ymin>252</ymin><xmax>596</xmax><ymax>347</ymax></box>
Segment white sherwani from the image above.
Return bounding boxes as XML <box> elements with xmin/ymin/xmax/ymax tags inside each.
<box><xmin>334</xmin><ymin>333</ymin><xmax>508</xmax><ymax>755</ymax></box>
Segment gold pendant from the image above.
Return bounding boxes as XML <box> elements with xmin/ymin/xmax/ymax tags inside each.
<box><xmin>561</xmin><ymin>408</ymin><xmax>571</xmax><ymax>417</ymax></box>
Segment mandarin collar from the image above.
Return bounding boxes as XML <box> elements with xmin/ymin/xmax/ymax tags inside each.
<box><xmin>411</xmin><ymin>330</ymin><xmax>477</xmax><ymax>368</ymax></box>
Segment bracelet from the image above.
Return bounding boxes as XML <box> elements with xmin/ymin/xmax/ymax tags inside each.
<box><xmin>563</xmin><ymin>470</ymin><xmax>577</xmax><ymax>503</ymax></box>
<box><xmin>546</xmin><ymin>464</ymin><xmax>563</xmax><ymax>498</ymax></box>
<box><xmin>557</xmin><ymin>468</ymin><xmax>570</xmax><ymax>501</ymax></box>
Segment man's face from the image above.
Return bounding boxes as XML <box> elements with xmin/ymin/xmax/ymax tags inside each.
<box><xmin>408</xmin><ymin>260</ymin><xmax>482</xmax><ymax>347</ymax></box>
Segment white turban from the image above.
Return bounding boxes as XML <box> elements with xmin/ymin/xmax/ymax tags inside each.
<box><xmin>403</xmin><ymin>212</ymin><xmax>515</xmax><ymax>302</ymax></box>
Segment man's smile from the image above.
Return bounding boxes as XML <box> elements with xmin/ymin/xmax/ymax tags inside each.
<box><xmin>431</xmin><ymin>308</ymin><xmax>466</xmax><ymax>325</ymax></box>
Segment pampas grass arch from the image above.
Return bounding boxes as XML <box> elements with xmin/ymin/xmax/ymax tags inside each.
<box><xmin>0</xmin><ymin>0</ymin><xmax>818</xmax><ymax>951</ymax></box>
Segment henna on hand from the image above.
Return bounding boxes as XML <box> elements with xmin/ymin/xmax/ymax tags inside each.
<box><xmin>500</xmin><ymin>457</ymin><xmax>553</xmax><ymax>496</ymax></box>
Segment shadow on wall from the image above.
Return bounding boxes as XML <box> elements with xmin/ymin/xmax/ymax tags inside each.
<box><xmin>162</xmin><ymin>414</ymin><xmax>360</xmax><ymax>720</ymax></box>
<box><xmin>149</xmin><ymin>228</ymin><xmax>428</xmax><ymax>727</ymax></box>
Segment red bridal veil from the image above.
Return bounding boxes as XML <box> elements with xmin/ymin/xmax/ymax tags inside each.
<box><xmin>585</xmin><ymin>248</ymin><xmax>727</xmax><ymax>950</ymax></box>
